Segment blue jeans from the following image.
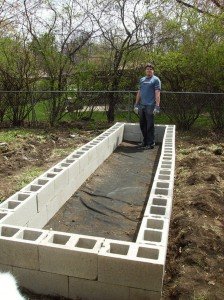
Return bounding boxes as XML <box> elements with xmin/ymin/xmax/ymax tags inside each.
<box><xmin>139</xmin><ymin>105</ymin><xmax>155</xmax><ymax>146</ymax></box>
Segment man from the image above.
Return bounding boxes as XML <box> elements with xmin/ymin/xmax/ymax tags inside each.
<box><xmin>135</xmin><ymin>63</ymin><xmax>161</xmax><ymax>149</ymax></box>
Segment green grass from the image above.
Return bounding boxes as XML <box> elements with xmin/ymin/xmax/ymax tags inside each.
<box><xmin>0</xmin><ymin>128</ymin><xmax>40</xmax><ymax>143</ymax></box>
<box><xmin>2</xmin><ymin>99</ymin><xmax>217</xmax><ymax>131</ymax></box>
<box><xmin>15</xmin><ymin>166</ymin><xmax>46</xmax><ymax>191</ymax></box>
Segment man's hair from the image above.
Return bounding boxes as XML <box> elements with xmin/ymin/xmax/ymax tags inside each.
<box><xmin>145</xmin><ymin>63</ymin><xmax>154</xmax><ymax>70</ymax></box>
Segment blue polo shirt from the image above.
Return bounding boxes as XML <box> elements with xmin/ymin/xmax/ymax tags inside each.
<box><xmin>139</xmin><ymin>75</ymin><xmax>161</xmax><ymax>105</ymax></box>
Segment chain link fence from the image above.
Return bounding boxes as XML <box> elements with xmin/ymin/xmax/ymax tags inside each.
<box><xmin>0</xmin><ymin>90</ymin><xmax>223</xmax><ymax>130</ymax></box>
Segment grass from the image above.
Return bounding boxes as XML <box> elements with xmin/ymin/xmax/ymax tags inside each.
<box><xmin>0</xmin><ymin>128</ymin><xmax>37</xmax><ymax>143</ymax></box>
<box><xmin>14</xmin><ymin>166</ymin><xmax>46</xmax><ymax>191</ymax></box>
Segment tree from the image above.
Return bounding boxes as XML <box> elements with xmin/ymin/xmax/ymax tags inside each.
<box><xmin>88</xmin><ymin>0</ymin><xmax>155</xmax><ymax>122</ymax></box>
<box><xmin>23</xmin><ymin>0</ymin><xmax>93</xmax><ymax>125</ymax></box>
<box><xmin>175</xmin><ymin>0</ymin><xmax>224</xmax><ymax>15</ymax></box>
<box><xmin>0</xmin><ymin>37</ymin><xmax>38</xmax><ymax>125</ymax></box>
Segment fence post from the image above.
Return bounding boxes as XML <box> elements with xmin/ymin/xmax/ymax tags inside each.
<box><xmin>31</xmin><ymin>92</ymin><xmax>37</xmax><ymax>126</ymax></box>
<box><xmin>127</xmin><ymin>92</ymin><xmax>131</xmax><ymax>122</ymax></box>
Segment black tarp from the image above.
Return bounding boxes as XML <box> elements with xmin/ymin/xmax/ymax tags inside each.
<box><xmin>44</xmin><ymin>142</ymin><xmax>161</xmax><ymax>242</ymax></box>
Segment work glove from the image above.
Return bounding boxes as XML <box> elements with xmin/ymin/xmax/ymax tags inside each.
<box><xmin>153</xmin><ymin>105</ymin><xmax>160</xmax><ymax>115</ymax></box>
<box><xmin>134</xmin><ymin>104</ymin><xmax>139</xmax><ymax>114</ymax></box>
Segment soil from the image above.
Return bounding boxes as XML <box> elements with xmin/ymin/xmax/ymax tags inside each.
<box><xmin>0</xmin><ymin>126</ymin><xmax>224</xmax><ymax>300</ymax></box>
<box><xmin>163</xmin><ymin>129</ymin><xmax>224</xmax><ymax>300</ymax></box>
<box><xmin>0</xmin><ymin>126</ymin><xmax>102</xmax><ymax>201</ymax></box>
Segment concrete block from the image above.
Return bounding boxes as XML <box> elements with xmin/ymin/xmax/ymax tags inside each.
<box><xmin>144</xmin><ymin>200</ymin><xmax>172</xmax><ymax>219</ymax></box>
<box><xmin>39</xmin><ymin>232</ymin><xmax>104</xmax><ymax>279</ymax></box>
<box><xmin>46</xmin><ymin>196</ymin><xmax>63</xmax><ymax>222</ymax></box>
<box><xmin>69</xmin><ymin>277</ymin><xmax>129</xmax><ymax>300</ymax></box>
<box><xmin>0</xmin><ymin>263</ymin><xmax>13</xmax><ymax>273</ymax></box>
<box><xmin>0</xmin><ymin>225</ymin><xmax>48</xmax><ymax>270</ymax></box>
<box><xmin>26</xmin><ymin>207</ymin><xmax>49</xmax><ymax>229</ymax></box>
<box><xmin>129</xmin><ymin>288</ymin><xmax>161</xmax><ymax>300</ymax></box>
<box><xmin>136</xmin><ymin>216</ymin><xmax>170</xmax><ymax>247</ymax></box>
<box><xmin>21</xmin><ymin>178</ymin><xmax>55</xmax><ymax>213</ymax></box>
<box><xmin>123</xmin><ymin>123</ymin><xmax>165</xmax><ymax>143</ymax></box>
<box><xmin>48</xmin><ymin>166</ymin><xmax>69</xmax><ymax>195</ymax></box>
<box><xmin>0</xmin><ymin>211</ymin><xmax>15</xmax><ymax>224</ymax></box>
<box><xmin>0</xmin><ymin>192</ymin><xmax>37</xmax><ymax>226</ymax></box>
<box><xmin>12</xmin><ymin>267</ymin><xmax>69</xmax><ymax>298</ymax></box>
<box><xmin>98</xmin><ymin>239</ymin><xmax>166</xmax><ymax>291</ymax></box>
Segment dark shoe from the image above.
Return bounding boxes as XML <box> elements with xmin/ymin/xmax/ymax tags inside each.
<box><xmin>138</xmin><ymin>142</ymin><xmax>146</xmax><ymax>148</ymax></box>
<box><xmin>145</xmin><ymin>144</ymin><xmax>155</xmax><ymax>150</ymax></box>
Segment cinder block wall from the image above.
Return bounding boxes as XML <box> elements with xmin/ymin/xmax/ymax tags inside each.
<box><xmin>0</xmin><ymin>123</ymin><xmax>175</xmax><ymax>300</ymax></box>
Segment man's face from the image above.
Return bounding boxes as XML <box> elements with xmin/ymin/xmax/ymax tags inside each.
<box><xmin>145</xmin><ymin>67</ymin><xmax>154</xmax><ymax>77</ymax></box>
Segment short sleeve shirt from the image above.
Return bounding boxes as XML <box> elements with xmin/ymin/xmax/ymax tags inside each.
<box><xmin>139</xmin><ymin>75</ymin><xmax>161</xmax><ymax>105</ymax></box>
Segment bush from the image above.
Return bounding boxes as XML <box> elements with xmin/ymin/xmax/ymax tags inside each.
<box><xmin>161</xmin><ymin>93</ymin><xmax>206</xmax><ymax>130</ymax></box>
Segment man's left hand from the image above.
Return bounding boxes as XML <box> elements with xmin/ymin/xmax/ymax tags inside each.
<box><xmin>153</xmin><ymin>105</ymin><xmax>160</xmax><ymax>114</ymax></box>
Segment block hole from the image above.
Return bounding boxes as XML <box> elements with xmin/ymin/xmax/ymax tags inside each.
<box><xmin>53</xmin><ymin>168</ymin><xmax>63</xmax><ymax>173</ymax></box>
<box><xmin>152</xmin><ymin>198</ymin><xmax>167</xmax><ymax>206</ymax></box>
<box><xmin>29</xmin><ymin>185</ymin><xmax>41</xmax><ymax>192</ymax></box>
<box><xmin>61</xmin><ymin>163</ymin><xmax>70</xmax><ymax>167</ymax></box>
<box><xmin>161</xmin><ymin>164</ymin><xmax>171</xmax><ymax>169</ymax></box>
<box><xmin>146</xmin><ymin>219</ymin><xmax>164</xmax><ymax>230</ymax></box>
<box><xmin>137</xmin><ymin>247</ymin><xmax>159</xmax><ymax>260</ymax></box>
<box><xmin>75</xmin><ymin>238</ymin><xmax>96</xmax><ymax>249</ymax></box>
<box><xmin>36</xmin><ymin>179</ymin><xmax>49</xmax><ymax>185</ymax></box>
<box><xmin>160</xmin><ymin>170</ymin><xmax>171</xmax><ymax>175</ymax></box>
<box><xmin>2</xmin><ymin>201</ymin><xmax>20</xmax><ymax>209</ymax></box>
<box><xmin>49</xmin><ymin>234</ymin><xmax>70</xmax><ymax>245</ymax></box>
<box><xmin>158</xmin><ymin>175</ymin><xmax>170</xmax><ymax>181</ymax></box>
<box><xmin>0</xmin><ymin>213</ymin><xmax>7</xmax><ymax>220</ymax></box>
<box><xmin>11</xmin><ymin>193</ymin><xmax>29</xmax><ymax>201</ymax></box>
<box><xmin>46</xmin><ymin>173</ymin><xmax>56</xmax><ymax>178</ymax></box>
<box><xmin>144</xmin><ymin>230</ymin><xmax>162</xmax><ymax>243</ymax></box>
<box><xmin>163</xmin><ymin>156</ymin><xmax>172</xmax><ymax>161</ymax></box>
<box><xmin>150</xmin><ymin>205</ymin><xmax>166</xmax><ymax>215</ymax></box>
<box><xmin>109</xmin><ymin>243</ymin><xmax>129</xmax><ymax>255</ymax></box>
<box><xmin>156</xmin><ymin>182</ymin><xmax>169</xmax><ymax>189</ymax></box>
<box><xmin>155</xmin><ymin>188</ymin><xmax>169</xmax><ymax>196</ymax></box>
<box><xmin>17</xmin><ymin>230</ymin><xmax>42</xmax><ymax>241</ymax></box>
<box><xmin>66</xmin><ymin>159</ymin><xmax>75</xmax><ymax>164</ymax></box>
<box><xmin>0</xmin><ymin>226</ymin><xmax>19</xmax><ymax>237</ymax></box>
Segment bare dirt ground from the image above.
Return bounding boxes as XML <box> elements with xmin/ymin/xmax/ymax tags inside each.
<box><xmin>163</xmin><ymin>129</ymin><xmax>224</xmax><ymax>300</ymax></box>
<box><xmin>0</xmin><ymin>125</ymin><xmax>224</xmax><ymax>300</ymax></box>
<box><xmin>0</xmin><ymin>125</ymin><xmax>104</xmax><ymax>202</ymax></box>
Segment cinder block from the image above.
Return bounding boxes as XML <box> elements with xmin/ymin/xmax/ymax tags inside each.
<box><xmin>0</xmin><ymin>211</ymin><xmax>15</xmax><ymax>224</ymax></box>
<box><xmin>69</xmin><ymin>277</ymin><xmax>129</xmax><ymax>300</ymax></box>
<box><xmin>98</xmin><ymin>239</ymin><xmax>166</xmax><ymax>291</ymax></box>
<box><xmin>21</xmin><ymin>178</ymin><xmax>55</xmax><ymax>213</ymax></box>
<box><xmin>0</xmin><ymin>193</ymin><xmax>37</xmax><ymax>226</ymax></box>
<box><xmin>136</xmin><ymin>216</ymin><xmax>169</xmax><ymax>247</ymax></box>
<box><xmin>144</xmin><ymin>200</ymin><xmax>172</xmax><ymax>219</ymax></box>
<box><xmin>26</xmin><ymin>207</ymin><xmax>49</xmax><ymax>229</ymax></box>
<box><xmin>129</xmin><ymin>288</ymin><xmax>161</xmax><ymax>300</ymax></box>
<box><xmin>0</xmin><ymin>263</ymin><xmax>13</xmax><ymax>272</ymax></box>
<box><xmin>39</xmin><ymin>232</ymin><xmax>104</xmax><ymax>279</ymax></box>
<box><xmin>0</xmin><ymin>225</ymin><xmax>48</xmax><ymax>270</ymax></box>
<box><xmin>48</xmin><ymin>166</ymin><xmax>69</xmax><ymax>195</ymax></box>
<box><xmin>12</xmin><ymin>267</ymin><xmax>69</xmax><ymax>298</ymax></box>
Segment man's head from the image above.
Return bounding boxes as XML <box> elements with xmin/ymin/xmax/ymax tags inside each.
<box><xmin>145</xmin><ymin>63</ymin><xmax>154</xmax><ymax>77</ymax></box>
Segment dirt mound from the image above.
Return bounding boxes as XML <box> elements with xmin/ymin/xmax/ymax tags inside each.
<box><xmin>163</xmin><ymin>131</ymin><xmax>224</xmax><ymax>300</ymax></box>
<box><xmin>0</xmin><ymin>128</ymin><xmax>98</xmax><ymax>201</ymax></box>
